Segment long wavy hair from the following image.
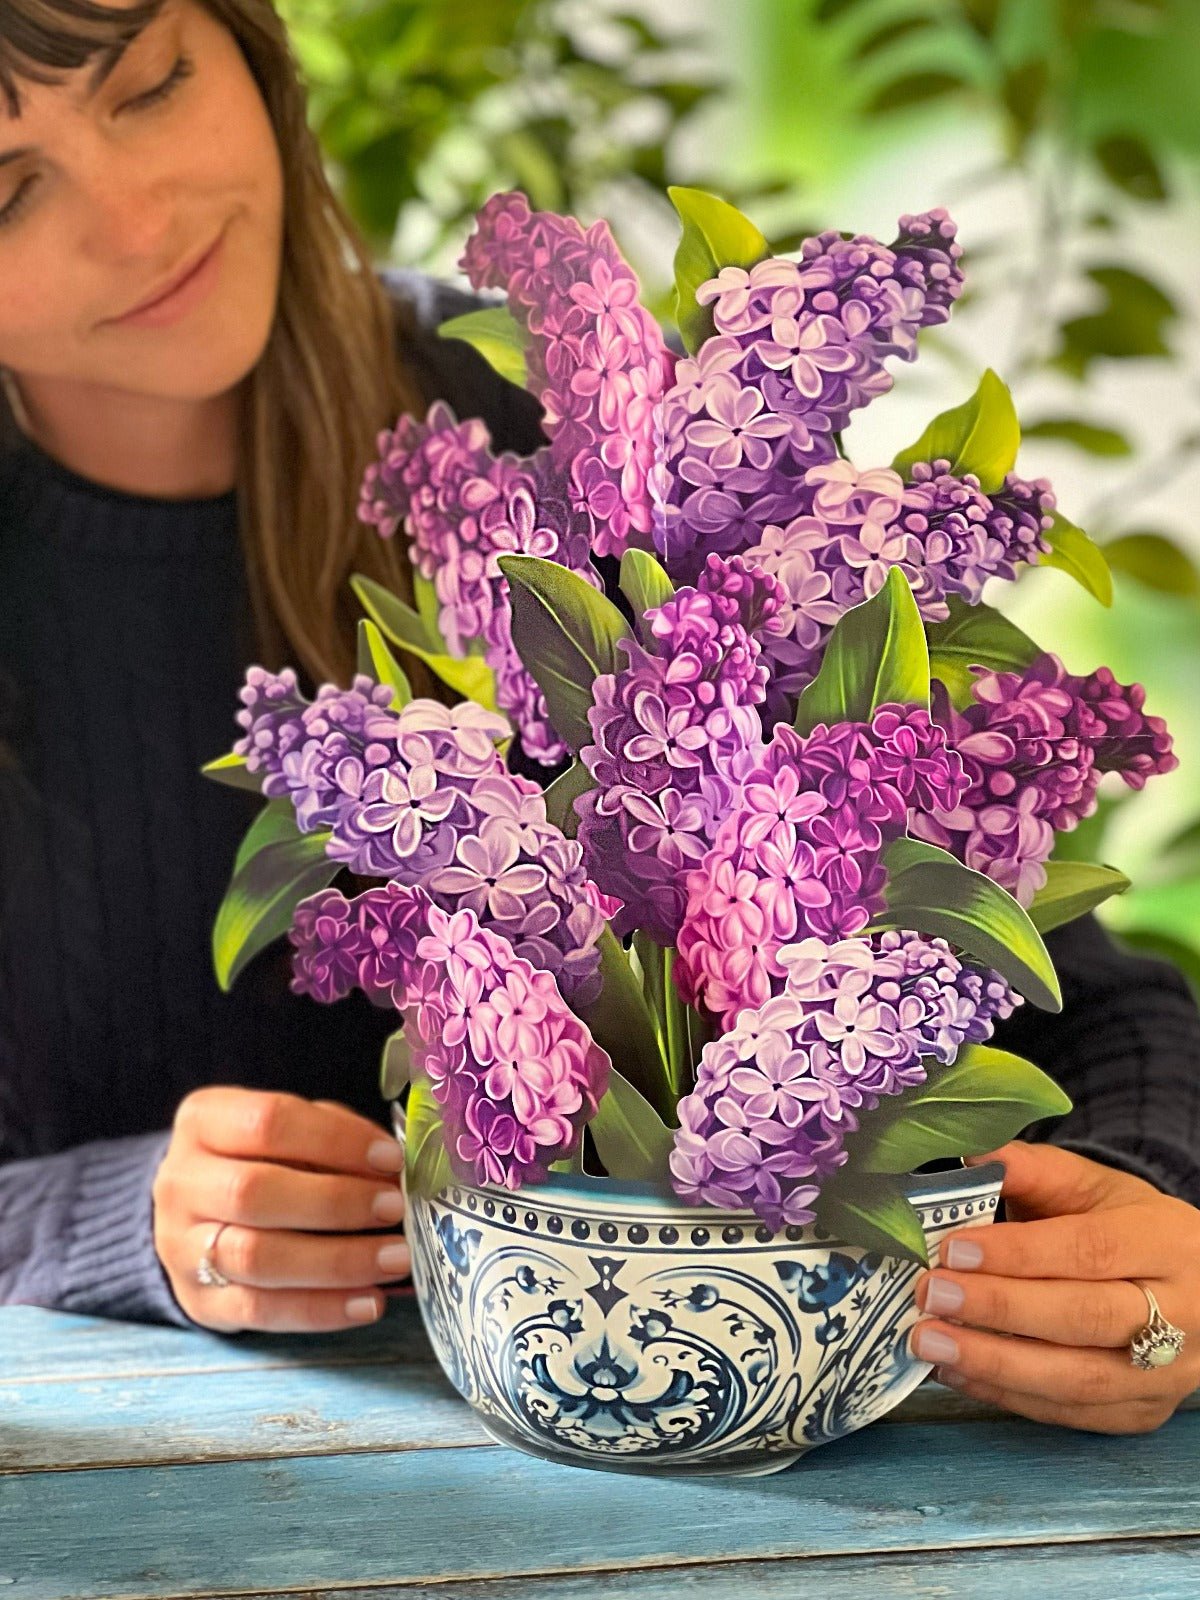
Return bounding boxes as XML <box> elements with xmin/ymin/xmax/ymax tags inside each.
<box><xmin>0</xmin><ymin>0</ymin><xmax>435</xmax><ymax>693</ymax></box>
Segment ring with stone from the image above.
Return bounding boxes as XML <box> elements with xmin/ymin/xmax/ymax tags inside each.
<box><xmin>1128</xmin><ymin>1281</ymin><xmax>1186</xmax><ymax>1370</ymax></box>
<box><xmin>195</xmin><ymin>1222</ymin><xmax>233</xmax><ymax>1289</ymax></box>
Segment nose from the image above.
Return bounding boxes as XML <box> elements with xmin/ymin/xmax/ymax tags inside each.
<box><xmin>77</xmin><ymin>139</ymin><xmax>179</xmax><ymax>266</ymax></box>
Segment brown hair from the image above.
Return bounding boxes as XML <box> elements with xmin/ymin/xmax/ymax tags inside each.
<box><xmin>0</xmin><ymin>0</ymin><xmax>436</xmax><ymax>694</ymax></box>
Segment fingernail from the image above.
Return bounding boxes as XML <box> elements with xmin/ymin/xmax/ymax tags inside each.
<box><xmin>945</xmin><ymin>1237</ymin><xmax>983</xmax><ymax>1270</ymax></box>
<box><xmin>367</xmin><ymin>1138</ymin><xmax>405</xmax><ymax>1173</ymax></box>
<box><xmin>935</xmin><ymin>1364</ymin><xmax>968</xmax><ymax>1390</ymax></box>
<box><xmin>913</xmin><ymin>1326</ymin><xmax>960</xmax><ymax>1364</ymax></box>
<box><xmin>377</xmin><ymin>1242</ymin><xmax>410</xmax><ymax>1275</ymax></box>
<box><xmin>345</xmin><ymin>1295</ymin><xmax>381</xmax><ymax>1322</ymax></box>
<box><xmin>373</xmin><ymin>1188</ymin><xmax>406</xmax><ymax>1224</ymax></box>
<box><xmin>925</xmin><ymin>1274</ymin><xmax>965</xmax><ymax>1316</ymax></box>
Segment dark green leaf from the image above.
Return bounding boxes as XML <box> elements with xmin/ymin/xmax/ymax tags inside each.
<box><xmin>587</xmin><ymin>1066</ymin><xmax>676</xmax><ymax>1182</ymax></box>
<box><xmin>1028</xmin><ymin>861</ymin><xmax>1131</xmax><ymax>933</ymax></box>
<box><xmin>848</xmin><ymin>1045</ymin><xmax>1072</xmax><ymax>1174</ymax></box>
<box><xmin>892</xmin><ymin>369</ymin><xmax>1020</xmax><ymax>491</ymax></box>
<box><xmin>405</xmin><ymin>1076</ymin><xmax>455</xmax><ymax>1200</ymax></box>
<box><xmin>200</xmin><ymin>751</ymin><xmax>264</xmax><ymax>794</ymax></box>
<box><xmin>853</xmin><ymin>15</ymin><xmax>939</xmax><ymax>61</ymax></box>
<box><xmin>379</xmin><ymin>1027</ymin><xmax>414</xmax><ymax>1101</ymax></box>
<box><xmin>1000</xmin><ymin>60</ymin><xmax>1049</xmax><ymax>149</ymax></box>
<box><xmin>1041</xmin><ymin>513</ymin><xmax>1114</xmax><ymax>607</ymax></box>
<box><xmin>1094</xmin><ymin>134</ymin><xmax>1168</xmax><ymax>202</ymax></box>
<box><xmin>578</xmin><ymin>928</ymin><xmax>674</xmax><ymax>1124</ymax></box>
<box><xmin>619</xmin><ymin>548</ymin><xmax>675</xmax><ymax>647</ymax></box>
<box><xmin>543</xmin><ymin>758</ymin><xmax>595</xmax><ymax>841</ymax></box>
<box><xmin>815</xmin><ymin>1173</ymin><xmax>928</xmax><ymax>1265</ymax></box>
<box><xmin>496</xmin><ymin>554</ymin><xmax>633</xmax><ymax>752</ymax></box>
<box><xmin>925</xmin><ymin>597</ymin><xmax>1041</xmax><ymax>707</ymax></box>
<box><xmin>1104</xmin><ymin>532</ymin><xmax>1200</xmax><ymax>598</ymax></box>
<box><xmin>795</xmin><ymin>566</ymin><xmax>929</xmax><ymax>735</ymax></box>
<box><xmin>814</xmin><ymin>0</ymin><xmax>873</xmax><ymax>18</ymax></box>
<box><xmin>351</xmin><ymin>573</ymin><xmax>499</xmax><ymax>710</ymax></box>
<box><xmin>212</xmin><ymin>803</ymin><xmax>338</xmax><ymax>992</ymax></box>
<box><xmin>1022</xmin><ymin>418</ymin><xmax>1132</xmax><ymax>456</ymax></box>
<box><xmin>666</xmin><ymin>185</ymin><xmax>769</xmax><ymax>355</ymax></box>
<box><xmin>874</xmin><ymin>837</ymin><xmax>1062</xmax><ymax>1012</ymax></box>
<box><xmin>864</xmin><ymin>72</ymin><xmax>967</xmax><ymax>117</ymax></box>
<box><xmin>356</xmin><ymin>618</ymin><xmax>413</xmax><ymax>709</ymax></box>
<box><xmin>1052</xmin><ymin>266</ymin><xmax>1177</xmax><ymax>379</ymax></box>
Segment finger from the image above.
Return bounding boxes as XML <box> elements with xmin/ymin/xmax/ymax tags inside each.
<box><xmin>179</xmin><ymin>1089</ymin><xmax>404</xmax><ymax>1177</ymax></box>
<box><xmin>196</xmin><ymin>1222</ymin><xmax>411</xmax><ymax>1291</ymax></box>
<box><xmin>933</xmin><ymin>1369</ymin><xmax>1176</xmax><ymax>1436</ymax></box>
<box><xmin>916</xmin><ymin>1268</ymin><xmax>1154</xmax><ymax>1348</ymax></box>
<box><xmin>964</xmin><ymin>1141</ymin><xmax>1141</xmax><ymax>1216</ymax></box>
<box><xmin>934</xmin><ymin>1204</ymin><xmax>1169</xmax><ymax>1282</ymax></box>
<box><xmin>189</xmin><ymin>1283</ymin><xmax>388</xmax><ymax>1335</ymax></box>
<box><xmin>909</xmin><ymin>1319</ymin><xmax>1173</xmax><ymax>1408</ymax></box>
<box><xmin>184</xmin><ymin>1150</ymin><xmax>406</xmax><ymax>1232</ymax></box>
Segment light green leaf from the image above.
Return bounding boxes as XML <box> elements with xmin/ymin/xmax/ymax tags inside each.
<box><xmin>587</xmin><ymin>1066</ymin><xmax>676</xmax><ymax>1182</ymax></box>
<box><xmin>200</xmin><ymin>751</ymin><xmax>264</xmax><ymax>794</ymax></box>
<box><xmin>212</xmin><ymin>802</ymin><xmax>338</xmax><ymax>992</ymax></box>
<box><xmin>351</xmin><ymin>572</ymin><xmax>499</xmax><ymax>711</ymax></box>
<box><xmin>497</xmin><ymin>554</ymin><xmax>633</xmax><ymax>752</ymax></box>
<box><xmin>356</xmin><ymin>618</ymin><xmax>413</xmax><ymax>709</ymax></box>
<box><xmin>411</xmin><ymin>570</ymin><xmax>444</xmax><ymax>638</ymax></box>
<box><xmin>667</xmin><ymin>185</ymin><xmax>769</xmax><ymax>355</ymax></box>
<box><xmin>543</xmin><ymin>758</ymin><xmax>595</xmax><ymax>841</ymax></box>
<box><xmin>874</xmin><ymin>837</ymin><xmax>1062</xmax><ymax>1012</ymax></box>
<box><xmin>1027</xmin><ymin>861</ymin><xmax>1131</xmax><ymax>933</ymax></box>
<box><xmin>1040</xmin><ymin>513</ymin><xmax>1114</xmax><ymax>607</ymax></box>
<box><xmin>814</xmin><ymin>1173</ymin><xmax>928</xmax><ymax>1266</ymax></box>
<box><xmin>849</xmin><ymin>1045</ymin><xmax>1072</xmax><ymax>1174</ymax></box>
<box><xmin>892</xmin><ymin>368</ymin><xmax>1020</xmax><ymax>492</ymax></box>
<box><xmin>795</xmin><ymin>566</ymin><xmax>929</xmax><ymax>735</ymax></box>
<box><xmin>1104</xmin><ymin>532</ymin><xmax>1200</xmax><ymax>599</ymax></box>
<box><xmin>619</xmin><ymin>548</ymin><xmax>676</xmax><ymax>648</ymax></box>
<box><xmin>379</xmin><ymin>1027</ymin><xmax>414</xmax><ymax>1101</ymax></box>
<box><xmin>925</xmin><ymin>597</ymin><xmax>1041</xmax><ymax>707</ymax></box>
<box><xmin>405</xmin><ymin>1076</ymin><xmax>455</xmax><ymax>1199</ymax></box>
<box><xmin>578</xmin><ymin>927</ymin><xmax>674</xmax><ymax>1123</ymax></box>
<box><xmin>436</xmin><ymin>305</ymin><xmax>528</xmax><ymax>388</ymax></box>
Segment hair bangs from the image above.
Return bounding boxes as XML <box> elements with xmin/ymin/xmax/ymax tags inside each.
<box><xmin>0</xmin><ymin>0</ymin><xmax>167</xmax><ymax>118</ymax></box>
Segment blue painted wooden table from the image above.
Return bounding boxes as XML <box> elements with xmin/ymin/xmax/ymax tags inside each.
<box><xmin>1</xmin><ymin>1292</ymin><xmax>1198</xmax><ymax>1599</ymax></box>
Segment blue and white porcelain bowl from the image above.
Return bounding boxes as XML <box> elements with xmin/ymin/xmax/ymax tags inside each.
<box><xmin>392</xmin><ymin>1101</ymin><xmax>1002</xmax><ymax>1477</ymax></box>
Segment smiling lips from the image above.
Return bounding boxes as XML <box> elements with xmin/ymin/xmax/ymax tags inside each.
<box><xmin>112</xmin><ymin>226</ymin><xmax>225</xmax><ymax>324</ymax></box>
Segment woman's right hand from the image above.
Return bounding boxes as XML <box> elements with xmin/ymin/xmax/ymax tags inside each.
<box><xmin>151</xmin><ymin>1086</ymin><xmax>412</xmax><ymax>1333</ymax></box>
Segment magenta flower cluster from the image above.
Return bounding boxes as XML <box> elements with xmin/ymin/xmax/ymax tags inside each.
<box><xmin>669</xmin><ymin>929</ymin><xmax>1017</xmax><ymax>1230</ymax></box>
<box><xmin>290</xmin><ymin>885</ymin><xmax>610</xmax><ymax>1189</ymax></box>
<box><xmin>675</xmin><ymin>704</ymin><xmax>968</xmax><ymax>1032</ymax></box>
<box><xmin>910</xmin><ymin>655</ymin><xmax>1178</xmax><ymax>904</ymax></box>
<box><xmin>235</xmin><ymin>672</ymin><xmax>606</xmax><ymax>1006</ymax></box>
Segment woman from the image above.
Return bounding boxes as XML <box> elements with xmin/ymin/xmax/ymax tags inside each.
<box><xmin>0</xmin><ymin>0</ymin><xmax>1197</xmax><ymax>1436</ymax></box>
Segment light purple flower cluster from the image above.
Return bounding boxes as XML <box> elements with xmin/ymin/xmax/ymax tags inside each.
<box><xmin>291</xmin><ymin>885</ymin><xmax>611</xmax><ymax>1190</ymax></box>
<box><xmin>911</xmin><ymin>655</ymin><xmax>1179</xmax><ymax>904</ymax></box>
<box><xmin>675</xmin><ymin>705</ymin><xmax>968</xmax><ymax>1031</ymax></box>
<box><xmin>358</xmin><ymin>400</ymin><xmax>602</xmax><ymax>763</ymax></box>
<box><xmin>668</xmin><ymin>926</ymin><xmax>1017</xmax><ymax>1230</ymax></box>
<box><xmin>235</xmin><ymin>674</ymin><xmax>607</xmax><ymax>1006</ymax></box>
<box><xmin>575</xmin><ymin>554</ymin><xmax>782</xmax><ymax>943</ymax></box>
<box><xmin>650</xmin><ymin>212</ymin><xmax>964</xmax><ymax>584</ymax></box>
<box><xmin>459</xmin><ymin>189</ymin><xmax>676</xmax><ymax>559</ymax></box>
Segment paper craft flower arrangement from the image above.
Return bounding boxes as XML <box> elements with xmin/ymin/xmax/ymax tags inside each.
<box><xmin>208</xmin><ymin>188</ymin><xmax>1177</xmax><ymax>1264</ymax></box>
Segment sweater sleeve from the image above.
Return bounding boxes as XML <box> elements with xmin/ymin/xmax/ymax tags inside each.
<box><xmin>988</xmin><ymin>912</ymin><xmax>1200</xmax><ymax>1207</ymax></box>
<box><xmin>0</xmin><ymin>1126</ymin><xmax>204</xmax><ymax>1327</ymax></box>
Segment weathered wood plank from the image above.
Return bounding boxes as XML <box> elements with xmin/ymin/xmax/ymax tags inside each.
<box><xmin>2</xmin><ymin>1412</ymin><xmax>1197</xmax><ymax>1599</ymax></box>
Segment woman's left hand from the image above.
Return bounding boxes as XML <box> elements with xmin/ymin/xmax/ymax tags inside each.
<box><xmin>909</xmin><ymin>1140</ymin><xmax>1200</xmax><ymax>1433</ymax></box>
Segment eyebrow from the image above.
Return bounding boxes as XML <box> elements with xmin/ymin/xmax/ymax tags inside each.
<box><xmin>0</xmin><ymin>38</ymin><xmax>139</xmax><ymax>163</ymax></box>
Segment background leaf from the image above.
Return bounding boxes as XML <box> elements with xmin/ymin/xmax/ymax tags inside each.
<box><xmin>1103</xmin><ymin>531</ymin><xmax>1200</xmax><ymax>598</ymax></box>
<box><xmin>1022</xmin><ymin>417</ymin><xmax>1133</xmax><ymax>456</ymax></box>
<box><xmin>795</xmin><ymin>566</ymin><xmax>929</xmax><ymax>734</ymax></box>
<box><xmin>891</xmin><ymin>368</ymin><xmax>1020</xmax><ymax>491</ymax></box>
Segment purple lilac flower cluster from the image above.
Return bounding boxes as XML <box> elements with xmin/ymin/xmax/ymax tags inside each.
<box><xmin>459</xmin><ymin>189</ymin><xmax>677</xmax><ymax>560</ymax></box>
<box><xmin>675</xmin><ymin>705</ymin><xmax>968</xmax><ymax>1032</ymax></box>
<box><xmin>669</xmin><ymin>927</ymin><xmax>1017</xmax><ymax>1230</ymax></box>
<box><xmin>291</xmin><ymin>885</ymin><xmax>611</xmax><ymax>1189</ymax></box>
<box><xmin>574</xmin><ymin>554</ymin><xmax>783</xmax><ymax>943</ymax></box>
<box><xmin>235</xmin><ymin>674</ymin><xmax>607</xmax><ymax>1006</ymax></box>
<box><xmin>358</xmin><ymin>401</ymin><xmax>602</xmax><ymax>763</ymax></box>
<box><xmin>910</xmin><ymin>655</ymin><xmax>1178</xmax><ymax>904</ymax></box>
<box><xmin>650</xmin><ymin>212</ymin><xmax>965</xmax><ymax>584</ymax></box>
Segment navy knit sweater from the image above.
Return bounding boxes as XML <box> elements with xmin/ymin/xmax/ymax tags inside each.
<box><xmin>1</xmin><ymin>270</ymin><xmax>1197</xmax><ymax>1329</ymax></box>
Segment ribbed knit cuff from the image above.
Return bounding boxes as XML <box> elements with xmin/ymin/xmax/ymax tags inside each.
<box><xmin>56</xmin><ymin>1129</ymin><xmax>203</xmax><ymax>1328</ymax></box>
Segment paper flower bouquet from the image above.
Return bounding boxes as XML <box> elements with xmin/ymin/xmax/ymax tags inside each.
<box><xmin>205</xmin><ymin>187</ymin><xmax>1178</xmax><ymax>1472</ymax></box>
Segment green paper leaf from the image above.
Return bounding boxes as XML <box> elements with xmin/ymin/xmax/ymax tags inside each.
<box><xmin>200</xmin><ymin>751</ymin><xmax>264</xmax><ymax>794</ymax></box>
<box><xmin>1027</xmin><ymin>861</ymin><xmax>1131</xmax><ymax>933</ymax></box>
<box><xmin>1022</xmin><ymin>417</ymin><xmax>1132</xmax><ymax>456</ymax></box>
<box><xmin>1041</xmin><ymin>513</ymin><xmax>1114</xmax><ymax>607</ymax></box>
<box><xmin>874</xmin><ymin>837</ymin><xmax>1062</xmax><ymax>1012</ymax></box>
<box><xmin>666</xmin><ymin>185</ymin><xmax>769</xmax><ymax>355</ymax></box>
<box><xmin>587</xmin><ymin>1066</ymin><xmax>676</xmax><ymax>1182</ymax></box>
<box><xmin>815</xmin><ymin>1173</ymin><xmax>928</xmax><ymax>1266</ymax></box>
<box><xmin>891</xmin><ymin>368</ymin><xmax>1020</xmax><ymax>492</ymax></box>
<box><xmin>848</xmin><ymin>1045</ymin><xmax>1072</xmax><ymax>1175</ymax></box>
<box><xmin>351</xmin><ymin>572</ymin><xmax>499</xmax><ymax>711</ymax></box>
<box><xmin>1104</xmin><ymin>531</ymin><xmax>1200</xmax><ymax>599</ymax></box>
<box><xmin>436</xmin><ymin>306</ymin><xmax>528</xmax><ymax>388</ymax></box>
<box><xmin>619</xmin><ymin>548</ymin><xmax>675</xmax><ymax>648</ymax></box>
<box><xmin>925</xmin><ymin>597</ymin><xmax>1041</xmax><ymax>707</ymax></box>
<box><xmin>411</xmin><ymin>571</ymin><xmax>444</xmax><ymax>639</ymax></box>
<box><xmin>543</xmin><ymin>758</ymin><xmax>595</xmax><ymax>840</ymax></box>
<box><xmin>213</xmin><ymin>802</ymin><xmax>338</xmax><ymax>992</ymax></box>
<box><xmin>356</xmin><ymin>618</ymin><xmax>413</xmax><ymax>709</ymax></box>
<box><xmin>579</xmin><ymin>927</ymin><xmax>674</xmax><ymax>1123</ymax></box>
<box><xmin>405</xmin><ymin>1076</ymin><xmax>454</xmax><ymax>1200</ymax></box>
<box><xmin>379</xmin><ymin>1027</ymin><xmax>414</xmax><ymax>1101</ymax></box>
<box><xmin>794</xmin><ymin>566</ymin><xmax>929</xmax><ymax>735</ymax></box>
<box><xmin>496</xmin><ymin>554</ymin><xmax>633</xmax><ymax>752</ymax></box>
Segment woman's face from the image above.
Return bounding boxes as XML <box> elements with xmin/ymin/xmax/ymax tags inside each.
<box><xmin>0</xmin><ymin>0</ymin><xmax>284</xmax><ymax>409</ymax></box>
